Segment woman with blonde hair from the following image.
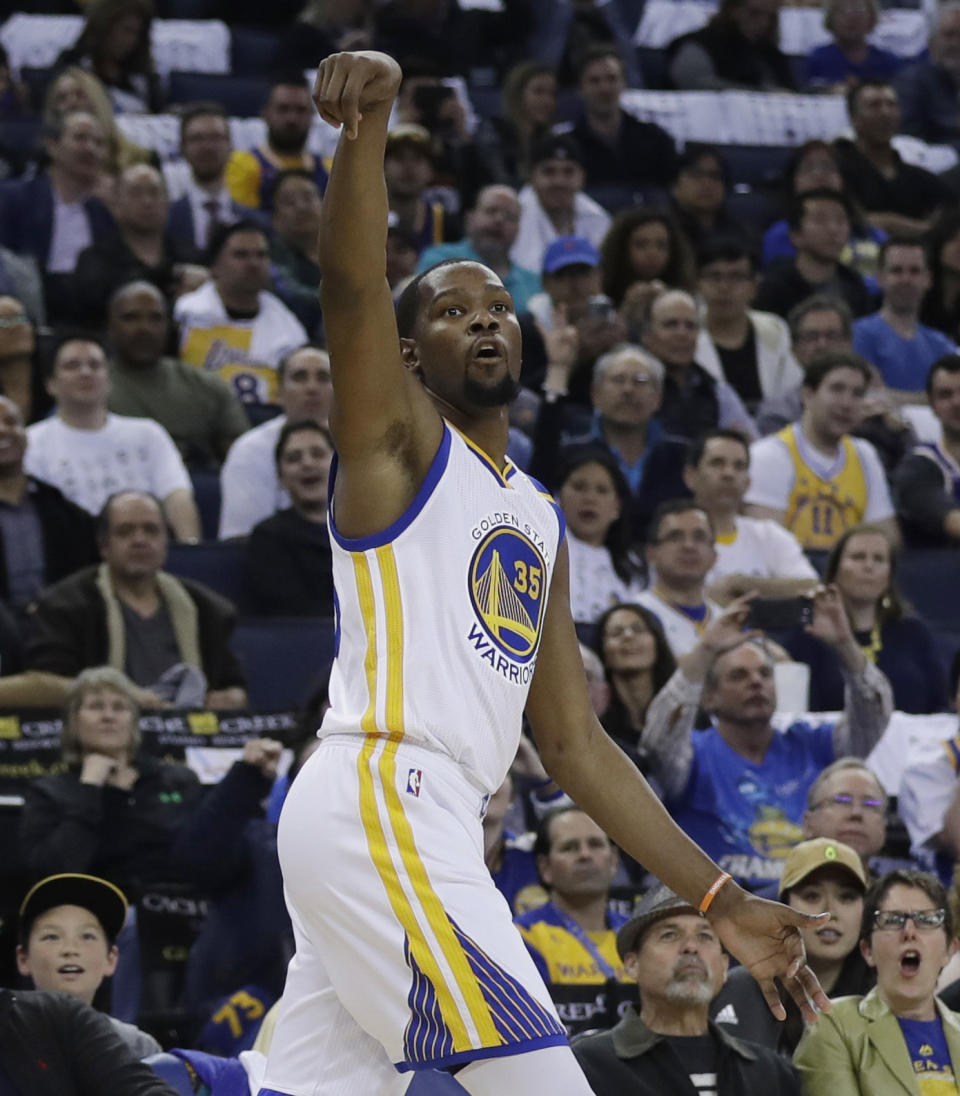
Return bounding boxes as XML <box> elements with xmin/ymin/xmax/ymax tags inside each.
<box><xmin>44</xmin><ymin>67</ymin><xmax>154</xmax><ymax>177</ymax></box>
<box><xmin>472</xmin><ymin>60</ymin><xmax>557</xmax><ymax>190</ymax></box>
<box><xmin>18</xmin><ymin>666</ymin><xmax>201</xmax><ymax>902</ymax></box>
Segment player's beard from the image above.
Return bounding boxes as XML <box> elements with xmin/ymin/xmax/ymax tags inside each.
<box><xmin>463</xmin><ymin>373</ymin><xmax>520</xmax><ymax>408</ymax></box>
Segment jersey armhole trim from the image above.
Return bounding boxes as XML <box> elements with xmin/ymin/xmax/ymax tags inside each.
<box><xmin>526</xmin><ymin>473</ymin><xmax>566</xmax><ymax>543</ymax></box>
<box><xmin>328</xmin><ymin>424</ymin><xmax>452</xmax><ymax>552</ymax></box>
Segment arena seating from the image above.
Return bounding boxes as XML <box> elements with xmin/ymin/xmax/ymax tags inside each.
<box><xmin>231</xmin><ymin>617</ymin><xmax>336</xmax><ymax>711</ymax></box>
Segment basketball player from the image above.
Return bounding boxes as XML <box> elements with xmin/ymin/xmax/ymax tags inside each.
<box><xmin>257</xmin><ymin>51</ymin><xmax>830</xmax><ymax>1096</ymax></box>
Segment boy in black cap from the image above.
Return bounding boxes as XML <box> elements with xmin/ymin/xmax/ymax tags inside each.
<box><xmin>513</xmin><ymin>133</ymin><xmax>611</xmax><ymax>273</ymax></box>
<box><xmin>17</xmin><ymin>873</ymin><xmax>161</xmax><ymax>1058</ymax></box>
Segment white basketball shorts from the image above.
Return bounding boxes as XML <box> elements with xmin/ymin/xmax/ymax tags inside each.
<box><xmin>258</xmin><ymin>733</ymin><xmax>567</xmax><ymax>1096</ymax></box>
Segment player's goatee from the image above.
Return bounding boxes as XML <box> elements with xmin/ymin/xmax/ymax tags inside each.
<box><xmin>464</xmin><ymin>374</ymin><xmax>520</xmax><ymax>407</ymax></box>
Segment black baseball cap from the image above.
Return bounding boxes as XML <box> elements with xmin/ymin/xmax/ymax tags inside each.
<box><xmin>529</xmin><ymin>134</ymin><xmax>584</xmax><ymax>169</ymax></box>
<box><xmin>19</xmin><ymin>874</ymin><xmax>129</xmax><ymax>944</ymax></box>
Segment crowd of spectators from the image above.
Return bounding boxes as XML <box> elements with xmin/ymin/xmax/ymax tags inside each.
<box><xmin>10</xmin><ymin>0</ymin><xmax>960</xmax><ymax>1091</ymax></box>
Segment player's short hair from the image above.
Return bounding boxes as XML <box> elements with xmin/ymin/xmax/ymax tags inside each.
<box><xmin>395</xmin><ymin>259</ymin><xmax>469</xmax><ymax>339</ymax></box>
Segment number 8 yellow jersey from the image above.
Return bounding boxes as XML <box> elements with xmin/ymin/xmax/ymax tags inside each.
<box><xmin>321</xmin><ymin>422</ymin><xmax>566</xmax><ymax>794</ymax></box>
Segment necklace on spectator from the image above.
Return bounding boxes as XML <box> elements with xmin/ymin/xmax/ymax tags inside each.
<box><xmin>857</xmin><ymin>622</ymin><xmax>882</xmax><ymax>663</ymax></box>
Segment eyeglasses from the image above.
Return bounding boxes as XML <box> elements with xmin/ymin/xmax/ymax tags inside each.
<box><xmin>0</xmin><ymin>313</ymin><xmax>28</xmax><ymax>328</ymax></box>
<box><xmin>809</xmin><ymin>793</ymin><xmax>885</xmax><ymax>814</ymax></box>
<box><xmin>873</xmin><ymin>908</ymin><xmax>946</xmax><ymax>932</ymax></box>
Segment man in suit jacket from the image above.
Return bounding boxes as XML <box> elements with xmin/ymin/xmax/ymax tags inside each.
<box><xmin>166</xmin><ymin>103</ymin><xmax>260</xmax><ymax>253</ymax></box>
<box><xmin>0</xmin><ymin>111</ymin><xmax>114</xmax><ymax>323</ymax></box>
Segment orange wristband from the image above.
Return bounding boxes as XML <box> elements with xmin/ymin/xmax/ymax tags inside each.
<box><xmin>699</xmin><ymin>872</ymin><xmax>732</xmax><ymax>914</ymax></box>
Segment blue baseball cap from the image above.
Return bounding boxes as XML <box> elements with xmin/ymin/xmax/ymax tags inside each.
<box><xmin>542</xmin><ymin>235</ymin><xmax>600</xmax><ymax>275</ymax></box>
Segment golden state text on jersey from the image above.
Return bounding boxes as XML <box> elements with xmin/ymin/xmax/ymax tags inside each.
<box><xmin>322</xmin><ymin>423</ymin><xmax>566</xmax><ymax>793</ymax></box>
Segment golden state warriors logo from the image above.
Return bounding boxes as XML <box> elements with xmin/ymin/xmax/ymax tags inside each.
<box><xmin>469</xmin><ymin>527</ymin><xmax>547</xmax><ymax>665</ymax></box>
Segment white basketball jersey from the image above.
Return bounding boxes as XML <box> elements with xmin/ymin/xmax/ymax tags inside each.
<box><xmin>322</xmin><ymin>422</ymin><xmax>565</xmax><ymax>793</ymax></box>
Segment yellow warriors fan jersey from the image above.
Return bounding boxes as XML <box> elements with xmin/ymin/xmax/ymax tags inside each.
<box><xmin>776</xmin><ymin>424</ymin><xmax>868</xmax><ymax>550</ymax></box>
<box><xmin>322</xmin><ymin>422</ymin><xmax>566</xmax><ymax>794</ymax></box>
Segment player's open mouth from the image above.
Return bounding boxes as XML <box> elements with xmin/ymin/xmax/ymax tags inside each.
<box><xmin>472</xmin><ymin>337</ymin><xmax>505</xmax><ymax>361</ymax></box>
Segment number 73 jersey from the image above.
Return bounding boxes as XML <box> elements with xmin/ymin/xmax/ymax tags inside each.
<box><xmin>321</xmin><ymin>422</ymin><xmax>566</xmax><ymax>794</ymax></box>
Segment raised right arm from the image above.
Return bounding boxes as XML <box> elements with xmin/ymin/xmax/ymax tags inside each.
<box><xmin>314</xmin><ymin>52</ymin><xmax>442</xmax><ymax>537</ymax></box>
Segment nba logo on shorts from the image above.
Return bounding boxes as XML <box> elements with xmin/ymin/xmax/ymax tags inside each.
<box><xmin>406</xmin><ymin>769</ymin><xmax>422</xmax><ymax>797</ymax></box>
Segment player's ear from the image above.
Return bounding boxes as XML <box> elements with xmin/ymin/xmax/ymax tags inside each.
<box><xmin>400</xmin><ymin>338</ymin><xmax>423</xmax><ymax>378</ymax></box>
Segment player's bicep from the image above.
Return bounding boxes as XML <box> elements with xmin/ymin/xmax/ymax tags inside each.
<box><xmin>323</xmin><ymin>278</ymin><xmax>437</xmax><ymax>461</ymax></box>
<box><xmin>525</xmin><ymin>541</ymin><xmax>601</xmax><ymax>755</ymax></box>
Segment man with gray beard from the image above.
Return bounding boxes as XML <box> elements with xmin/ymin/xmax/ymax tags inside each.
<box><xmin>573</xmin><ymin>884</ymin><xmax>803</xmax><ymax>1095</ymax></box>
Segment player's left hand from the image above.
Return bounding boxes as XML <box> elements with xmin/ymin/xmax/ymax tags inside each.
<box><xmin>708</xmin><ymin>889</ymin><xmax>831</xmax><ymax>1022</ymax></box>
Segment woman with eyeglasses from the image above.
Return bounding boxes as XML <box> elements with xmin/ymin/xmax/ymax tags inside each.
<box><xmin>782</xmin><ymin>523</ymin><xmax>948</xmax><ymax>714</ymax></box>
<box><xmin>794</xmin><ymin>869</ymin><xmax>960</xmax><ymax>1095</ymax></box>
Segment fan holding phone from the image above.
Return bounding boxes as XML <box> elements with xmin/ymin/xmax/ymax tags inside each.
<box><xmin>638</xmin><ymin>585</ymin><xmax>894</xmax><ymax>891</ymax></box>
<box><xmin>781</xmin><ymin>524</ymin><xmax>948</xmax><ymax>714</ymax></box>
